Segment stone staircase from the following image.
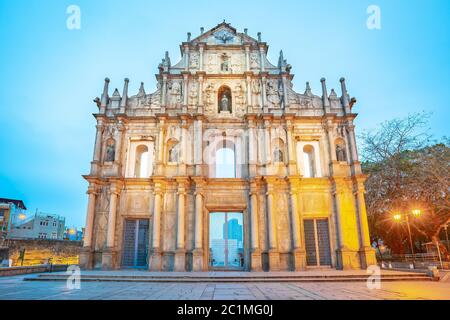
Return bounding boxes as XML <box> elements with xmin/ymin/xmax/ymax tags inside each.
<box><xmin>23</xmin><ymin>270</ymin><xmax>433</xmax><ymax>283</ymax></box>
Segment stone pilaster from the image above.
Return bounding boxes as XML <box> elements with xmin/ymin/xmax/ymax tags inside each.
<box><xmin>265</xmin><ymin>177</ymin><xmax>280</xmax><ymax>271</ymax></box>
<box><xmin>332</xmin><ymin>179</ymin><xmax>361</xmax><ymax>270</ymax></box>
<box><xmin>174</xmin><ymin>177</ymin><xmax>189</xmax><ymax>271</ymax></box>
<box><xmin>288</xmin><ymin>176</ymin><xmax>306</xmax><ymax>271</ymax></box>
<box><xmin>192</xmin><ymin>178</ymin><xmax>205</xmax><ymax>271</ymax></box>
<box><xmin>156</xmin><ymin>116</ymin><xmax>167</xmax><ymax>176</ymax></box>
<box><xmin>250</xmin><ymin>179</ymin><xmax>262</xmax><ymax>271</ymax></box>
<box><xmin>354</xmin><ymin>178</ymin><xmax>377</xmax><ymax>268</ymax></box>
<box><xmin>150</xmin><ymin>181</ymin><xmax>164</xmax><ymax>271</ymax></box>
<box><xmin>285</xmin><ymin>116</ymin><xmax>297</xmax><ymax>175</ymax></box>
<box><xmin>79</xmin><ymin>183</ymin><xmax>97</xmax><ymax>269</ymax></box>
<box><xmin>102</xmin><ymin>182</ymin><xmax>120</xmax><ymax>270</ymax></box>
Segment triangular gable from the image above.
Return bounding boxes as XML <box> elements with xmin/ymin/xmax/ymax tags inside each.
<box><xmin>190</xmin><ymin>21</ymin><xmax>258</xmax><ymax>45</ymax></box>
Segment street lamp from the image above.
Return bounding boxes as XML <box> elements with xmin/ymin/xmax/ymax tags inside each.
<box><xmin>393</xmin><ymin>209</ymin><xmax>422</xmax><ymax>265</ymax></box>
<box><xmin>412</xmin><ymin>209</ymin><xmax>421</xmax><ymax>217</ymax></box>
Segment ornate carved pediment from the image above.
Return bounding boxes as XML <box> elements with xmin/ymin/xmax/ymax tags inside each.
<box><xmin>190</xmin><ymin>22</ymin><xmax>258</xmax><ymax>46</ymax></box>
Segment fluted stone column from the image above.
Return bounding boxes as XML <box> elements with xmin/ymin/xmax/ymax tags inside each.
<box><xmin>264</xmin><ymin>119</ymin><xmax>271</xmax><ymax>164</ymax></box>
<box><xmin>250</xmin><ymin>181</ymin><xmax>262</xmax><ymax>271</ymax></box>
<box><xmin>194</xmin><ymin>117</ymin><xmax>203</xmax><ymax>175</ymax></box>
<box><xmin>199</xmin><ymin>44</ymin><xmax>204</xmax><ymax>71</ymax></box>
<box><xmin>259</xmin><ymin>45</ymin><xmax>265</xmax><ymax>72</ymax></box>
<box><xmin>248</xmin><ymin>117</ymin><xmax>257</xmax><ymax>177</ymax></box>
<box><xmin>156</xmin><ymin>118</ymin><xmax>166</xmax><ymax>175</ymax></box>
<box><xmin>288</xmin><ymin>177</ymin><xmax>306</xmax><ymax>270</ymax></box>
<box><xmin>265</xmin><ymin>178</ymin><xmax>280</xmax><ymax>271</ymax></box>
<box><xmin>182</xmin><ymin>72</ymin><xmax>189</xmax><ymax>107</ymax></box>
<box><xmin>198</xmin><ymin>73</ymin><xmax>204</xmax><ymax>112</ymax></box>
<box><xmin>161</xmin><ymin>74</ymin><xmax>168</xmax><ymax>107</ymax></box>
<box><xmin>174</xmin><ymin>178</ymin><xmax>189</xmax><ymax>271</ymax></box>
<box><xmin>333</xmin><ymin>181</ymin><xmax>361</xmax><ymax>270</ymax></box>
<box><xmin>347</xmin><ymin>125</ymin><xmax>359</xmax><ymax>163</ymax></box>
<box><xmin>355</xmin><ymin>181</ymin><xmax>377</xmax><ymax>268</ymax></box>
<box><xmin>91</xmin><ymin>119</ymin><xmax>104</xmax><ymax>175</ymax></box>
<box><xmin>192</xmin><ymin>178</ymin><xmax>205</xmax><ymax>271</ymax></box>
<box><xmin>102</xmin><ymin>183</ymin><xmax>119</xmax><ymax>270</ymax></box>
<box><xmin>150</xmin><ymin>183</ymin><xmax>163</xmax><ymax>271</ymax></box>
<box><xmin>261</xmin><ymin>75</ymin><xmax>267</xmax><ymax>109</ymax></box>
<box><xmin>286</xmin><ymin>119</ymin><xmax>297</xmax><ymax>175</ymax></box>
<box><xmin>79</xmin><ymin>184</ymin><xmax>97</xmax><ymax>269</ymax></box>
<box><xmin>245</xmin><ymin>45</ymin><xmax>250</xmax><ymax>71</ymax></box>
<box><xmin>83</xmin><ymin>188</ymin><xmax>97</xmax><ymax>249</ymax></box>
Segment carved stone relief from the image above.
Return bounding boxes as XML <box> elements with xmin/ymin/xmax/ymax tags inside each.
<box><xmin>266</xmin><ymin>79</ymin><xmax>282</xmax><ymax>108</ymax></box>
<box><xmin>168</xmin><ymin>80</ymin><xmax>182</xmax><ymax>107</ymax></box>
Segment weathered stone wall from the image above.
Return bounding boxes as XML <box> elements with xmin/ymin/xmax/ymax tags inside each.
<box><xmin>0</xmin><ymin>239</ymin><xmax>82</xmax><ymax>266</ymax></box>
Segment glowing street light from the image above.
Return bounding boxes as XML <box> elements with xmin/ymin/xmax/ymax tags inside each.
<box><xmin>392</xmin><ymin>209</ymin><xmax>423</xmax><ymax>266</ymax></box>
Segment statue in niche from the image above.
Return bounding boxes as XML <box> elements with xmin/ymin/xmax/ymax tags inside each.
<box><xmin>273</xmin><ymin>148</ymin><xmax>284</xmax><ymax>162</ymax></box>
<box><xmin>168</xmin><ymin>81</ymin><xmax>182</xmax><ymax>106</ymax></box>
<box><xmin>220</xmin><ymin>94</ymin><xmax>231</xmax><ymax>112</ymax></box>
<box><xmin>252</xmin><ymin>79</ymin><xmax>261</xmax><ymax>94</ymax></box>
<box><xmin>336</xmin><ymin>144</ymin><xmax>347</xmax><ymax>162</ymax></box>
<box><xmin>220</xmin><ymin>53</ymin><xmax>230</xmax><ymax>72</ymax></box>
<box><xmin>169</xmin><ymin>143</ymin><xmax>179</xmax><ymax>163</ymax></box>
<box><xmin>105</xmin><ymin>141</ymin><xmax>115</xmax><ymax>162</ymax></box>
<box><xmin>189</xmin><ymin>82</ymin><xmax>198</xmax><ymax>106</ymax></box>
<box><xmin>218</xmin><ymin>86</ymin><xmax>232</xmax><ymax>113</ymax></box>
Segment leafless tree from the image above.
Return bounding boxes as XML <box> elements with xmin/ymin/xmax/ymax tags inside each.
<box><xmin>359</xmin><ymin>112</ymin><xmax>449</xmax><ymax>256</ymax></box>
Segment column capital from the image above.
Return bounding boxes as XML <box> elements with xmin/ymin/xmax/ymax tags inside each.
<box><xmin>87</xmin><ymin>186</ymin><xmax>99</xmax><ymax>195</ymax></box>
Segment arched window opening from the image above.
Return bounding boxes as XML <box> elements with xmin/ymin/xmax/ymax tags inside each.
<box><xmin>218</xmin><ymin>85</ymin><xmax>232</xmax><ymax>113</ymax></box>
<box><xmin>335</xmin><ymin>139</ymin><xmax>347</xmax><ymax>162</ymax></box>
<box><xmin>272</xmin><ymin>138</ymin><xmax>285</xmax><ymax>163</ymax></box>
<box><xmin>216</xmin><ymin>147</ymin><xmax>236</xmax><ymax>178</ymax></box>
<box><xmin>105</xmin><ymin>138</ymin><xmax>116</xmax><ymax>162</ymax></box>
<box><xmin>135</xmin><ymin>145</ymin><xmax>149</xmax><ymax>178</ymax></box>
<box><xmin>303</xmin><ymin>145</ymin><xmax>316</xmax><ymax>178</ymax></box>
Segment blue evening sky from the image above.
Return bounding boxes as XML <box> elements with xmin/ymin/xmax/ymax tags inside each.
<box><xmin>0</xmin><ymin>0</ymin><xmax>449</xmax><ymax>228</ymax></box>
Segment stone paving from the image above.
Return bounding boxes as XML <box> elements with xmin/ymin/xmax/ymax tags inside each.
<box><xmin>0</xmin><ymin>274</ymin><xmax>449</xmax><ymax>300</ymax></box>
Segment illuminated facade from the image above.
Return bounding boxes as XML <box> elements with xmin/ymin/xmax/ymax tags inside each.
<box><xmin>79</xmin><ymin>22</ymin><xmax>376</xmax><ymax>271</ymax></box>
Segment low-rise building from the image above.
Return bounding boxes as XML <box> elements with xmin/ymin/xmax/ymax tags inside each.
<box><xmin>0</xmin><ymin>198</ymin><xmax>27</xmax><ymax>239</ymax></box>
<box><xmin>9</xmin><ymin>212</ymin><xmax>65</xmax><ymax>240</ymax></box>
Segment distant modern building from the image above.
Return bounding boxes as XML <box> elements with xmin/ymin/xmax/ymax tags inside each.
<box><xmin>9</xmin><ymin>211</ymin><xmax>65</xmax><ymax>240</ymax></box>
<box><xmin>223</xmin><ymin>219</ymin><xmax>243</xmax><ymax>244</ymax></box>
<box><xmin>0</xmin><ymin>198</ymin><xmax>27</xmax><ymax>239</ymax></box>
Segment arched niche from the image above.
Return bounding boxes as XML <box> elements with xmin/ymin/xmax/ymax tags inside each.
<box><xmin>217</xmin><ymin>85</ymin><xmax>232</xmax><ymax>113</ymax></box>
<box><xmin>272</xmin><ymin>138</ymin><xmax>286</xmax><ymax>163</ymax></box>
<box><xmin>335</xmin><ymin>138</ymin><xmax>347</xmax><ymax>162</ymax></box>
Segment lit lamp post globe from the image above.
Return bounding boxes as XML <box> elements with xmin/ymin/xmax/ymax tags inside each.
<box><xmin>392</xmin><ymin>209</ymin><xmax>423</xmax><ymax>266</ymax></box>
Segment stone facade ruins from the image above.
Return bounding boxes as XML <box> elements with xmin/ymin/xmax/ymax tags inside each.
<box><xmin>79</xmin><ymin>22</ymin><xmax>376</xmax><ymax>271</ymax></box>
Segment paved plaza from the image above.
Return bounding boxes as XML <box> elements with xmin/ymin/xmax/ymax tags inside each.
<box><xmin>0</xmin><ymin>272</ymin><xmax>448</xmax><ymax>300</ymax></box>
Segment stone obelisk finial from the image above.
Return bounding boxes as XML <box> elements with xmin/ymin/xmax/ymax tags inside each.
<box><xmin>100</xmin><ymin>77</ymin><xmax>110</xmax><ymax>113</ymax></box>
<box><xmin>321</xmin><ymin>78</ymin><xmax>330</xmax><ymax>110</ymax></box>
<box><xmin>119</xmin><ymin>78</ymin><xmax>129</xmax><ymax>113</ymax></box>
<box><xmin>340</xmin><ymin>77</ymin><xmax>350</xmax><ymax>113</ymax></box>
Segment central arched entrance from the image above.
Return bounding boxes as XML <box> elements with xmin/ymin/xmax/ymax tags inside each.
<box><xmin>209</xmin><ymin>212</ymin><xmax>244</xmax><ymax>270</ymax></box>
